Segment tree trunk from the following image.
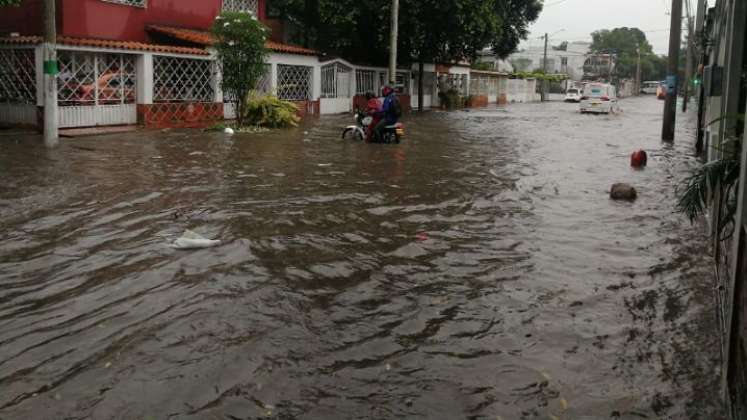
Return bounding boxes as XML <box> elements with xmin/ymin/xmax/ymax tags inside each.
<box><xmin>418</xmin><ymin>60</ymin><xmax>424</xmax><ymax>112</ymax></box>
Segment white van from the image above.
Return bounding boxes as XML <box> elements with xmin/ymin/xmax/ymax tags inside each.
<box><xmin>580</xmin><ymin>83</ymin><xmax>619</xmax><ymax>114</ymax></box>
<box><xmin>641</xmin><ymin>81</ymin><xmax>660</xmax><ymax>95</ymax></box>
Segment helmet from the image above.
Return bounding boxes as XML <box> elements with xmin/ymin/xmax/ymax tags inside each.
<box><xmin>382</xmin><ymin>85</ymin><xmax>394</xmax><ymax>96</ymax></box>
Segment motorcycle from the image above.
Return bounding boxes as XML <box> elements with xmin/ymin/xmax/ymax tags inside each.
<box><xmin>341</xmin><ymin>108</ymin><xmax>405</xmax><ymax>144</ymax></box>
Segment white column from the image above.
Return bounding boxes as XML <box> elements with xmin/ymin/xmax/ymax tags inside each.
<box><xmin>35</xmin><ymin>46</ymin><xmax>44</xmax><ymax>107</ymax></box>
<box><xmin>211</xmin><ymin>60</ymin><xmax>223</xmax><ymax>103</ymax></box>
<box><xmin>312</xmin><ymin>62</ymin><xmax>321</xmax><ymax>101</ymax></box>
<box><xmin>270</xmin><ymin>62</ymin><xmax>278</xmax><ymax>96</ymax></box>
<box><xmin>137</xmin><ymin>53</ymin><xmax>154</xmax><ymax>104</ymax></box>
<box><xmin>351</xmin><ymin>67</ymin><xmax>357</xmax><ymax>98</ymax></box>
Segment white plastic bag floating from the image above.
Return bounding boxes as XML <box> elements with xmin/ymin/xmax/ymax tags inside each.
<box><xmin>172</xmin><ymin>230</ymin><xmax>221</xmax><ymax>250</ymax></box>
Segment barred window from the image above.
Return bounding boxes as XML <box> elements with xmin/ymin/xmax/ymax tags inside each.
<box><xmin>224</xmin><ymin>64</ymin><xmax>271</xmax><ymax>103</ymax></box>
<box><xmin>154</xmin><ymin>56</ymin><xmax>214</xmax><ymax>103</ymax></box>
<box><xmin>102</xmin><ymin>0</ymin><xmax>146</xmax><ymax>7</ymax></box>
<box><xmin>222</xmin><ymin>0</ymin><xmax>259</xmax><ymax>14</ymax></box>
<box><xmin>57</xmin><ymin>52</ymin><xmax>137</xmax><ymax>106</ymax></box>
<box><xmin>395</xmin><ymin>71</ymin><xmax>410</xmax><ymax>95</ymax></box>
<box><xmin>0</xmin><ymin>49</ymin><xmax>36</xmax><ymax>104</ymax></box>
<box><xmin>355</xmin><ymin>70</ymin><xmax>375</xmax><ymax>95</ymax></box>
<box><xmin>277</xmin><ymin>64</ymin><xmax>312</xmax><ymax>101</ymax></box>
<box><xmin>321</xmin><ymin>62</ymin><xmax>352</xmax><ymax>98</ymax></box>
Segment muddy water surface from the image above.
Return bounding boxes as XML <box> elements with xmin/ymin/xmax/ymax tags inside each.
<box><xmin>0</xmin><ymin>97</ymin><xmax>725</xmax><ymax>419</ymax></box>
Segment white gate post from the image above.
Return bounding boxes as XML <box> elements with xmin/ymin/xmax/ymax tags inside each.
<box><xmin>137</xmin><ymin>53</ymin><xmax>154</xmax><ymax>105</ymax></box>
<box><xmin>312</xmin><ymin>62</ymin><xmax>322</xmax><ymax>102</ymax></box>
<box><xmin>35</xmin><ymin>45</ymin><xmax>44</xmax><ymax>108</ymax></box>
<box><xmin>211</xmin><ymin>59</ymin><xmax>223</xmax><ymax>103</ymax></box>
<box><xmin>270</xmin><ymin>62</ymin><xmax>278</xmax><ymax>96</ymax></box>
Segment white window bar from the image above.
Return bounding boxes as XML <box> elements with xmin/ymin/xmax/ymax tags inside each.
<box><xmin>223</xmin><ymin>64</ymin><xmax>271</xmax><ymax>103</ymax></box>
<box><xmin>153</xmin><ymin>56</ymin><xmax>214</xmax><ymax>103</ymax></box>
<box><xmin>277</xmin><ymin>64</ymin><xmax>312</xmax><ymax>101</ymax></box>
<box><xmin>411</xmin><ymin>72</ymin><xmax>435</xmax><ymax>96</ymax></box>
<box><xmin>222</xmin><ymin>0</ymin><xmax>259</xmax><ymax>15</ymax></box>
<box><xmin>321</xmin><ymin>64</ymin><xmax>336</xmax><ymax>98</ymax></box>
<box><xmin>355</xmin><ymin>70</ymin><xmax>375</xmax><ymax>95</ymax></box>
<box><xmin>0</xmin><ymin>49</ymin><xmax>36</xmax><ymax>104</ymax></box>
<box><xmin>102</xmin><ymin>0</ymin><xmax>146</xmax><ymax>7</ymax></box>
<box><xmin>489</xmin><ymin>77</ymin><xmax>499</xmax><ymax>96</ymax></box>
<box><xmin>395</xmin><ymin>71</ymin><xmax>410</xmax><ymax>95</ymax></box>
<box><xmin>321</xmin><ymin>62</ymin><xmax>352</xmax><ymax>99</ymax></box>
<box><xmin>57</xmin><ymin>51</ymin><xmax>136</xmax><ymax>107</ymax></box>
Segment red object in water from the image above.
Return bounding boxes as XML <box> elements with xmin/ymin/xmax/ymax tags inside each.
<box><xmin>631</xmin><ymin>150</ymin><xmax>648</xmax><ymax>168</ymax></box>
<box><xmin>416</xmin><ymin>233</ymin><xmax>429</xmax><ymax>242</ymax></box>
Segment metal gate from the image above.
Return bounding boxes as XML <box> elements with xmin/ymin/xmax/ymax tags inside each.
<box><xmin>57</xmin><ymin>51</ymin><xmax>137</xmax><ymax>128</ymax></box>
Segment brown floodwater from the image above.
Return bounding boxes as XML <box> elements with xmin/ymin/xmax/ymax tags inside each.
<box><xmin>0</xmin><ymin>97</ymin><xmax>726</xmax><ymax>419</ymax></box>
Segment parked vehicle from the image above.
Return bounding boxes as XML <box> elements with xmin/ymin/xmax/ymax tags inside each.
<box><xmin>641</xmin><ymin>81</ymin><xmax>660</xmax><ymax>95</ymax></box>
<box><xmin>564</xmin><ymin>88</ymin><xmax>582</xmax><ymax>103</ymax></box>
<box><xmin>342</xmin><ymin>108</ymin><xmax>405</xmax><ymax>144</ymax></box>
<box><xmin>580</xmin><ymin>83</ymin><xmax>620</xmax><ymax>114</ymax></box>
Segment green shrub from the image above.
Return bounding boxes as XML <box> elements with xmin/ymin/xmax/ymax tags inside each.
<box><xmin>244</xmin><ymin>94</ymin><xmax>300</xmax><ymax>128</ymax></box>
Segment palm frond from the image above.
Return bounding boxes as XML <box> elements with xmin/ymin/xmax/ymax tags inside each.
<box><xmin>676</xmin><ymin>158</ymin><xmax>741</xmax><ymax>223</ymax></box>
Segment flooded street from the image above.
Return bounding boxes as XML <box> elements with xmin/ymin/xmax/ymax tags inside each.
<box><xmin>0</xmin><ymin>97</ymin><xmax>725</xmax><ymax>419</ymax></box>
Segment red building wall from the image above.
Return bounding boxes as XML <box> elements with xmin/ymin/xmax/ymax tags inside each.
<box><xmin>0</xmin><ymin>0</ymin><xmax>267</xmax><ymax>42</ymax></box>
<box><xmin>0</xmin><ymin>0</ymin><xmax>44</xmax><ymax>36</ymax></box>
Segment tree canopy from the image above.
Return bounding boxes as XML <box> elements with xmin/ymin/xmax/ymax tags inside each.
<box><xmin>271</xmin><ymin>0</ymin><xmax>542</xmax><ymax>66</ymax></box>
<box><xmin>590</xmin><ymin>27</ymin><xmax>667</xmax><ymax>81</ymax></box>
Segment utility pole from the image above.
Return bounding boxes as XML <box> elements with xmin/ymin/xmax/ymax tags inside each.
<box><xmin>388</xmin><ymin>0</ymin><xmax>399</xmax><ymax>85</ymax></box>
<box><xmin>542</xmin><ymin>33</ymin><xmax>548</xmax><ymax>101</ymax></box>
<box><xmin>636</xmin><ymin>47</ymin><xmax>642</xmax><ymax>96</ymax></box>
<box><xmin>662</xmin><ymin>0</ymin><xmax>683</xmax><ymax>142</ymax></box>
<box><xmin>683</xmin><ymin>16</ymin><xmax>694</xmax><ymax>112</ymax></box>
<box><xmin>43</xmin><ymin>0</ymin><xmax>58</xmax><ymax>147</ymax></box>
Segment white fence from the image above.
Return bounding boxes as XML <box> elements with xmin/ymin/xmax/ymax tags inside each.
<box><xmin>0</xmin><ymin>47</ymin><xmax>37</xmax><ymax>125</ymax></box>
<box><xmin>57</xmin><ymin>51</ymin><xmax>139</xmax><ymax>127</ymax></box>
<box><xmin>506</xmin><ymin>79</ymin><xmax>539</xmax><ymax>103</ymax></box>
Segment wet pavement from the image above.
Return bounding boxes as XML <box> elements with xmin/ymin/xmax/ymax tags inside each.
<box><xmin>0</xmin><ymin>97</ymin><xmax>726</xmax><ymax>419</ymax></box>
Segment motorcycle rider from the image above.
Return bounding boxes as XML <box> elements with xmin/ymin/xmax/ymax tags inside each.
<box><xmin>365</xmin><ymin>92</ymin><xmax>382</xmax><ymax>142</ymax></box>
<box><xmin>373</xmin><ymin>85</ymin><xmax>400</xmax><ymax>142</ymax></box>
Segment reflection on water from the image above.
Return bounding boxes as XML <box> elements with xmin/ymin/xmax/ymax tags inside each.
<box><xmin>0</xmin><ymin>98</ymin><xmax>725</xmax><ymax>419</ymax></box>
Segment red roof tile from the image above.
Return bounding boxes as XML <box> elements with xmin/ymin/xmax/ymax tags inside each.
<box><xmin>0</xmin><ymin>35</ymin><xmax>209</xmax><ymax>56</ymax></box>
<box><xmin>147</xmin><ymin>25</ymin><xmax>319</xmax><ymax>56</ymax></box>
<box><xmin>265</xmin><ymin>40</ymin><xmax>318</xmax><ymax>56</ymax></box>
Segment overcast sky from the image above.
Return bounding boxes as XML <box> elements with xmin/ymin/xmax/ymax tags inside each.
<box><xmin>522</xmin><ymin>0</ymin><xmax>697</xmax><ymax>54</ymax></box>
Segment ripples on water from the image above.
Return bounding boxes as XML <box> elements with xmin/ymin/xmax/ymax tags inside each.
<box><xmin>0</xmin><ymin>97</ymin><xmax>725</xmax><ymax>419</ymax></box>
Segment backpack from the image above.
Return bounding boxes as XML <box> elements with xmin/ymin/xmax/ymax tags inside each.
<box><xmin>392</xmin><ymin>96</ymin><xmax>403</xmax><ymax>118</ymax></box>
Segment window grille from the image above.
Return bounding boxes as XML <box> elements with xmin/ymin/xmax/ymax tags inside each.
<box><xmin>321</xmin><ymin>62</ymin><xmax>352</xmax><ymax>98</ymax></box>
<box><xmin>222</xmin><ymin>0</ymin><xmax>259</xmax><ymax>14</ymax></box>
<box><xmin>277</xmin><ymin>64</ymin><xmax>312</xmax><ymax>101</ymax></box>
<box><xmin>411</xmin><ymin>72</ymin><xmax>435</xmax><ymax>96</ymax></box>
<box><xmin>57</xmin><ymin>51</ymin><xmax>136</xmax><ymax>106</ymax></box>
<box><xmin>470</xmin><ymin>76</ymin><xmax>491</xmax><ymax>96</ymax></box>
<box><xmin>102</xmin><ymin>0</ymin><xmax>146</xmax><ymax>7</ymax></box>
<box><xmin>0</xmin><ymin>49</ymin><xmax>36</xmax><ymax>104</ymax></box>
<box><xmin>489</xmin><ymin>78</ymin><xmax>499</xmax><ymax>96</ymax></box>
<box><xmin>395</xmin><ymin>71</ymin><xmax>410</xmax><ymax>95</ymax></box>
<box><xmin>224</xmin><ymin>64</ymin><xmax>270</xmax><ymax>103</ymax></box>
<box><xmin>355</xmin><ymin>70</ymin><xmax>375</xmax><ymax>95</ymax></box>
<box><xmin>154</xmin><ymin>56</ymin><xmax>214</xmax><ymax>103</ymax></box>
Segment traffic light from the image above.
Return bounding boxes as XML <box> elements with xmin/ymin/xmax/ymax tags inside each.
<box><xmin>693</xmin><ymin>77</ymin><xmax>702</xmax><ymax>86</ymax></box>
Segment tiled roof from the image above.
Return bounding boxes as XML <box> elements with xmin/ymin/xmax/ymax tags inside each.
<box><xmin>265</xmin><ymin>40</ymin><xmax>318</xmax><ymax>56</ymax></box>
<box><xmin>148</xmin><ymin>25</ymin><xmax>319</xmax><ymax>56</ymax></box>
<box><xmin>0</xmin><ymin>35</ymin><xmax>209</xmax><ymax>56</ymax></box>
